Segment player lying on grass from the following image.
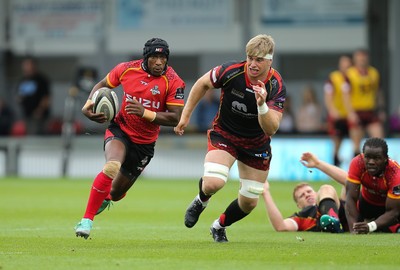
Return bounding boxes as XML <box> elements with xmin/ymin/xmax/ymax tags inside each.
<box><xmin>263</xmin><ymin>152</ymin><xmax>348</xmax><ymax>233</ymax></box>
<box><xmin>264</xmin><ymin>138</ymin><xmax>400</xmax><ymax>234</ymax></box>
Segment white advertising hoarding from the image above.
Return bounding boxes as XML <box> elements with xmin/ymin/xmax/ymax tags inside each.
<box><xmin>10</xmin><ymin>0</ymin><xmax>103</xmax><ymax>55</ymax></box>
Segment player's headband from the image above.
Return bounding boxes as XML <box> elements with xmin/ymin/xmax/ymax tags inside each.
<box><xmin>263</xmin><ymin>54</ymin><xmax>273</xmax><ymax>60</ymax></box>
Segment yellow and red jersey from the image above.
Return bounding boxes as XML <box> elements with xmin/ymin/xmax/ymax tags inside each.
<box><xmin>344</xmin><ymin>66</ymin><xmax>380</xmax><ymax>111</ymax></box>
<box><xmin>324</xmin><ymin>70</ymin><xmax>348</xmax><ymax>118</ymax></box>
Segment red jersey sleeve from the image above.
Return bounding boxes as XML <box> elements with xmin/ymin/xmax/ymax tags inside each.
<box><xmin>106</xmin><ymin>62</ymin><xmax>128</xmax><ymax>88</ymax></box>
<box><xmin>386</xmin><ymin>159</ymin><xmax>400</xmax><ymax>200</ymax></box>
<box><xmin>164</xmin><ymin>67</ymin><xmax>185</xmax><ymax>107</ymax></box>
<box><xmin>347</xmin><ymin>155</ymin><xmax>364</xmax><ymax>185</ymax></box>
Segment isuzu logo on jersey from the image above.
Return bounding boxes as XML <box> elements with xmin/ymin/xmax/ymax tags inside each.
<box><xmin>125</xmin><ymin>94</ymin><xmax>160</xmax><ymax>109</ymax></box>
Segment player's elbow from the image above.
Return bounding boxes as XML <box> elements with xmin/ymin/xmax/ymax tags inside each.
<box><xmin>271</xmin><ymin>223</ymin><xmax>291</xmax><ymax>232</ymax></box>
<box><xmin>263</xmin><ymin>123</ymin><xmax>279</xmax><ymax>136</ymax></box>
<box><xmin>274</xmin><ymin>226</ymin><xmax>290</xmax><ymax>232</ymax></box>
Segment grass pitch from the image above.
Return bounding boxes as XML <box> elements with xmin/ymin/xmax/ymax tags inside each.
<box><xmin>1</xmin><ymin>178</ymin><xmax>399</xmax><ymax>270</ymax></box>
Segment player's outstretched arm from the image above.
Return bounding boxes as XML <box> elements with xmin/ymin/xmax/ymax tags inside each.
<box><xmin>300</xmin><ymin>152</ymin><xmax>347</xmax><ymax>186</ymax></box>
<box><xmin>262</xmin><ymin>181</ymin><xmax>298</xmax><ymax>232</ymax></box>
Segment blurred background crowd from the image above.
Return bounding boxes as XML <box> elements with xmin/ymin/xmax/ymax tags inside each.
<box><xmin>0</xmin><ymin>0</ymin><xmax>399</xmax><ymax>138</ymax></box>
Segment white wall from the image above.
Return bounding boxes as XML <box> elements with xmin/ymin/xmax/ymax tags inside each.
<box><xmin>2</xmin><ymin>136</ymin><xmax>400</xmax><ymax>181</ymax></box>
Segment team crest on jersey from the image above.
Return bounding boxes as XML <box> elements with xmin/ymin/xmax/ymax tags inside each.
<box><xmin>271</xmin><ymin>78</ymin><xmax>277</xmax><ymax>88</ymax></box>
<box><xmin>150</xmin><ymin>85</ymin><xmax>160</xmax><ymax>95</ymax></box>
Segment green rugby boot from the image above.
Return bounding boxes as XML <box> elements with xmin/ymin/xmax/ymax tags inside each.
<box><xmin>320</xmin><ymin>214</ymin><xmax>343</xmax><ymax>233</ymax></box>
<box><xmin>96</xmin><ymin>199</ymin><xmax>112</xmax><ymax>215</ymax></box>
<box><xmin>75</xmin><ymin>218</ymin><xmax>93</xmax><ymax>239</ymax></box>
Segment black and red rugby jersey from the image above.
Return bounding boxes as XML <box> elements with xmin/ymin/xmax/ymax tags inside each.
<box><xmin>209</xmin><ymin>61</ymin><xmax>286</xmax><ymax>139</ymax></box>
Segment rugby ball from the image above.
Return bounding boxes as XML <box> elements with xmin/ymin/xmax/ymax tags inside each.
<box><xmin>91</xmin><ymin>87</ymin><xmax>119</xmax><ymax>122</ymax></box>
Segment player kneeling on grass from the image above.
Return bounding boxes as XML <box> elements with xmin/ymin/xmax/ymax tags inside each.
<box><xmin>263</xmin><ymin>152</ymin><xmax>348</xmax><ymax>233</ymax></box>
<box><xmin>345</xmin><ymin>137</ymin><xmax>400</xmax><ymax>234</ymax></box>
<box><xmin>74</xmin><ymin>38</ymin><xmax>185</xmax><ymax>239</ymax></box>
<box><xmin>174</xmin><ymin>34</ymin><xmax>286</xmax><ymax>242</ymax></box>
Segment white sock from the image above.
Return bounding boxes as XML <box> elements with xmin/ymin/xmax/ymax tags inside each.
<box><xmin>212</xmin><ymin>219</ymin><xmax>224</xmax><ymax>230</ymax></box>
<box><xmin>196</xmin><ymin>194</ymin><xmax>209</xmax><ymax>207</ymax></box>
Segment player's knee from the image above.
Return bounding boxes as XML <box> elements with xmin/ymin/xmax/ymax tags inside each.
<box><xmin>202</xmin><ymin>179</ymin><xmax>224</xmax><ymax>195</ymax></box>
<box><xmin>318</xmin><ymin>184</ymin><xmax>340</xmax><ymax>206</ymax></box>
<box><xmin>202</xmin><ymin>162</ymin><xmax>229</xmax><ymax>194</ymax></box>
<box><xmin>203</xmin><ymin>162</ymin><xmax>229</xmax><ymax>182</ymax></box>
<box><xmin>319</xmin><ymin>184</ymin><xmax>336</xmax><ymax>195</ymax></box>
<box><xmin>239</xmin><ymin>179</ymin><xmax>264</xmax><ymax>199</ymax></box>
<box><xmin>110</xmin><ymin>191</ymin><xmax>126</xmax><ymax>202</ymax></box>
<box><xmin>102</xmin><ymin>160</ymin><xmax>121</xmax><ymax>179</ymax></box>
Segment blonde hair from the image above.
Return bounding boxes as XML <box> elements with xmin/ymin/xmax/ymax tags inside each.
<box><xmin>246</xmin><ymin>34</ymin><xmax>275</xmax><ymax>58</ymax></box>
<box><xmin>292</xmin><ymin>182</ymin><xmax>312</xmax><ymax>203</ymax></box>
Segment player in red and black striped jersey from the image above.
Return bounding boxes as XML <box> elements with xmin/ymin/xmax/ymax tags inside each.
<box><xmin>346</xmin><ymin>137</ymin><xmax>400</xmax><ymax>234</ymax></box>
<box><xmin>75</xmin><ymin>38</ymin><xmax>185</xmax><ymax>239</ymax></box>
<box><xmin>175</xmin><ymin>34</ymin><xmax>286</xmax><ymax>242</ymax></box>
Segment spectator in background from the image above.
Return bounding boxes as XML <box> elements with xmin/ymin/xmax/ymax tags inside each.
<box><xmin>278</xmin><ymin>95</ymin><xmax>296</xmax><ymax>134</ymax></box>
<box><xmin>324</xmin><ymin>54</ymin><xmax>352</xmax><ymax>166</ymax></box>
<box><xmin>194</xmin><ymin>89</ymin><xmax>219</xmax><ymax>133</ymax></box>
<box><xmin>0</xmin><ymin>98</ymin><xmax>15</xmax><ymax>136</ymax></box>
<box><xmin>342</xmin><ymin>49</ymin><xmax>384</xmax><ymax>157</ymax></box>
<box><xmin>296</xmin><ymin>84</ymin><xmax>325</xmax><ymax>134</ymax></box>
<box><xmin>16</xmin><ymin>57</ymin><xmax>51</xmax><ymax>135</ymax></box>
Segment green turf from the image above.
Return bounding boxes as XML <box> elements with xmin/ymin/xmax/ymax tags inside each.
<box><xmin>1</xmin><ymin>178</ymin><xmax>399</xmax><ymax>269</ymax></box>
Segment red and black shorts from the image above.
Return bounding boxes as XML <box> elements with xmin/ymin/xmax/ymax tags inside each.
<box><xmin>357</xmin><ymin>195</ymin><xmax>398</xmax><ymax>233</ymax></box>
<box><xmin>349</xmin><ymin>110</ymin><xmax>381</xmax><ymax>129</ymax></box>
<box><xmin>105</xmin><ymin>123</ymin><xmax>155</xmax><ymax>182</ymax></box>
<box><xmin>327</xmin><ymin>117</ymin><xmax>349</xmax><ymax>137</ymax></box>
<box><xmin>207</xmin><ymin>129</ymin><xmax>272</xmax><ymax>171</ymax></box>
